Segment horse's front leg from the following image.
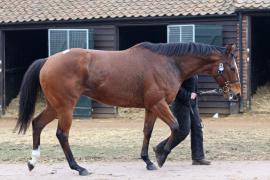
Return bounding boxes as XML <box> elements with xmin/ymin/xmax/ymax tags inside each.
<box><xmin>150</xmin><ymin>99</ymin><xmax>181</xmax><ymax>168</ymax></box>
<box><xmin>56</xmin><ymin>110</ymin><xmax>90</xmax><ymax>176</ymax></box>
<box><xmin>141</xmin><ymin>109</ymin><xmax>157</xmax><ymax>170</ymax></box>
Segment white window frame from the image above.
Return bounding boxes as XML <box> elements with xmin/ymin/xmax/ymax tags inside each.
<box><xmin>167</xmin><ymin>24</ymin><xmax>195</xmax><ymax>43</ymax></box>
<box><xmin>48</xmin><ymin>29</ymin><xmax>89</xmax><ymax>56</ymax></box>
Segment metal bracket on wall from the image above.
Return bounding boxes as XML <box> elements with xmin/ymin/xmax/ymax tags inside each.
<box><xmin>246</xmin><ymin>48</ymin><xmax>250</xmax><ymax>62</ymax></box>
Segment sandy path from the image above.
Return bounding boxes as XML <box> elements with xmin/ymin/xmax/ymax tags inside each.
<box><xmin>1</xmin><ymin>161</ymin><xmax>270</xmax><ymax>180</ymax></box>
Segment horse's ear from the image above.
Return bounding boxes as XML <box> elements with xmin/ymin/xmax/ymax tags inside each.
<box><xmin>225</xmin><ymin>44</ymin><xmax>237</xmax><ymax>56</ymax></box>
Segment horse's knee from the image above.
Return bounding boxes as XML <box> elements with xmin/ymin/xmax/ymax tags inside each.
<box><xmin>56</xmin><ymin>129</ymin><xmax>68</xmax><ymax>142</ymax></box>
<box><xmin>171</xmin><ymin>120</ymin><xmax>179</xmax><ymax>132</ymax></box>
<box><xmin>143</xmin><ymin>127</ymin><xmax>153</xmax><ymax>139</ymax></box>
<box><xmin>170</xmin><ymin>120</ymin><xmax>180</xmax><ymax>133</ymax></box>
<box><xmin>172</xmin><ymin>125</ymin><xmax>190</xmax><ymax>138</ymax></box>
<box><xmin>173</xmin><ymin>128</ymin><xmax>190</xmax><ymax>141</ymax></box>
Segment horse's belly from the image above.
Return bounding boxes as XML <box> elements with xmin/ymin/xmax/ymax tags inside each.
<box><xmin>83</xmin><ymin>85</ymin><xmax>145</xmax><ymax>108</ymax></box>
<box><xmin>84</xmin><ymin>53</ymin><xmax>147</xmax><ymax>107</ymax></box>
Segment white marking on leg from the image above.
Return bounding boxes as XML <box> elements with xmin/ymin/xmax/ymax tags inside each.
<box><xmin>62</xmin><ymin>49</ymin><xmax>70</xmax><ymax>54</ymax></box>
<box><xmin>29</xmin><ymin>146</ymin><xmax>40</xmax><ymax>166</ymax></box>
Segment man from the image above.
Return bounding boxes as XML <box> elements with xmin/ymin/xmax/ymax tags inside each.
<box><xmin>171</xmin><ymin>75</ymin><xmax>211</xmax><ymax>165</ymax></box>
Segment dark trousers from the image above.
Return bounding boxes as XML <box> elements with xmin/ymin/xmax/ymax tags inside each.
<box><xmin>171</xmin><ymin>100</ymin><xmax>205</xmax><ymax>160</ymax></box>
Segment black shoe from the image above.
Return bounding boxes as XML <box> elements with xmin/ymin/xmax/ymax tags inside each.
<box><xmin>192</xmin><ymin>159</ymin><xmax>211</xmax><ymax>165</ymax></box>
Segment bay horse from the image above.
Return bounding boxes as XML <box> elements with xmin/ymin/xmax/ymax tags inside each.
<box><xmin>15</xmin><ymin>42</ymin><xmax>241</xmax><ymax>176</ymax></box>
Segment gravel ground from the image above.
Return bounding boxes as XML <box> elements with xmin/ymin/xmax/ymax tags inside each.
<box><xmin>1</xmin><ymin>161</ymin><xmax>270</xmax><ymax>180</ymax></box>
<box><xmin>1</xmin><ymin>112</ymin><xmax>270</xmax><ymax>179</ymax></box>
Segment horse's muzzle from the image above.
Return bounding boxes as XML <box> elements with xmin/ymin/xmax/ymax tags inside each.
<box><xmin>228</xmin><ymin>92</ymin><xmax>241</xmax><ymax>101</ymax></box>
<box><xmin>227</xmin><ymin>82</ymin><xmax>241</xmax><ymax>101</ymax></box>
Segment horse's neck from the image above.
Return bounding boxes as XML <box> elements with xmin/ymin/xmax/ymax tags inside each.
<box><xmin>176</xmin><ymin>55</ymin><xmax>215</xmax><ymax>79</ymax></box>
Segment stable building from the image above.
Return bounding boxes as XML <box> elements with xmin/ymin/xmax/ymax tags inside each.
<box><xmin>0</xmin><ymin>0</ymin><xmax>269</xmax><ymax>117</ymax></box>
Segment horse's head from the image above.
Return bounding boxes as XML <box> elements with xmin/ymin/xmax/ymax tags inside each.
<box><xmin>211</xmin><ymin>44</ymin><xmax>241</xmax><ymax>100</ymax></box>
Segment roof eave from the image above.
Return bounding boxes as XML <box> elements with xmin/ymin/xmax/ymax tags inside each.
<box><xmin>0</xmin><ymin>13</ymin><xmax>237</xmax><ymax>28</ymax></box>
<box><xmin>235</xmin><ymin>8</ymin><xmax>270</xmax><ymax>14</ymax></box>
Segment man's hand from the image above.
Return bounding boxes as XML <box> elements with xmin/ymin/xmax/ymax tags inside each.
<box><xmin>191</xmin><ymin>92</ymin><xmax>197</xmax><ymax>100</ymax></box>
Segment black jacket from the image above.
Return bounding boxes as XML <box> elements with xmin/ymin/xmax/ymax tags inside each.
<box><xmin>175</xmin><ymin>75</ymin><xmax>198</xmax><ymax>106</ymax></box>
<box><xmin>171</xmin><ymin>75</ymin><xmax>204</xmax><ymax>160</ymax></box>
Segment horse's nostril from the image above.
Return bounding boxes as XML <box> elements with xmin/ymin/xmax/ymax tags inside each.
<box><xmin>232</xmin><ymin>93</ymin><xmax>241</xmax><ymax>100</ymax></box>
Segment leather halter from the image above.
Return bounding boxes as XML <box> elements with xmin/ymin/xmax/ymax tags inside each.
<box><xmin>216</xmin><ymin>62</ymin><xmax>239</xmax><ymax>94</ymax></box>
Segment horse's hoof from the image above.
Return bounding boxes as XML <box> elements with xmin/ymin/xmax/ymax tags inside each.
<box><xmin>146</xmin><ymin>163</ymin><xmax>158</xmax><ymax>170</ymax></box>
<box><xmin>27</xmin><ymin>161</ymin><xmax>34</xmax><ymax>171</ymax></box>
<box><xmin>153</xmin><ymin>147</ymin><xmax>162</xmax><ymax>167</ymax></box>
<box><xmin>79</xmin><ymin>169</ymin><xmax>90</xmax><ymax>176</ymax></box>
<box><xmin>157</xmin><ymin>154</ymin><xmax>167</xmax><ymax>168</ymax></box>
<box><xmin>153</xmin><ymin>147</ymin><xmax>167</xmax><ymax>168</ymax></box>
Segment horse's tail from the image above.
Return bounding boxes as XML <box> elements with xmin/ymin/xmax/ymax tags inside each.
<box><xmin>15</xmin><ymin>58</ymin><xmax>47</xmax><ymax>134</ymax></box>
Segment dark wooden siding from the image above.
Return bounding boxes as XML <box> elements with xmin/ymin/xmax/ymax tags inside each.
<box><xmin>91</xmin><ymin>25</ymin><xmax>118</xmax><ymax>118</ymax></box>
<box><xmin>0</xmin><ymin>16</ymin><xmax>240</xmax><ymax>116</ymax></box>
<box><xmin>198</xmin><ymin>75</ymin><xmax>231</xmax><ymax>114</ymax></box>
<box><xmin>93</xmin><ymin>26</ymin><xmax>118</xmax><ymax>50</ymax></box>
<box><xmin>197</xmin><ymin>19</ymin><xmax>238</xmax><ymax>114</ymax></box>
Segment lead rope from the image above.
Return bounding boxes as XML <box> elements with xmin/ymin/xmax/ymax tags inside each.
<box><xmin>197</xmin><ymin>88</ymin><xmax>223</xmax><ymax>95</ymax></box>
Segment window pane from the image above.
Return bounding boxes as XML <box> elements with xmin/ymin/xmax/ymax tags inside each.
<box><xmin>69</xmin><ymin>30</ymin><xmax>87</xmax><ymax>49</ymax></box>
<box><xmin>168</xmin><ymin>26</ymin><xmax>180</xmax><ymax>43</ymax></box>
<box><xmin>49</xmin><ymin>30</ymin><xmax>67</xmax><ymax>55</ymax></box>
<box><xmin>181</xmin><ymin>25</ymin><xmax>194</xmax><ymax>43</ymax></box>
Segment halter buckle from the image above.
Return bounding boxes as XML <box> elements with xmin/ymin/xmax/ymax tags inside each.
<box><xmin>218</xmin><ymin>63</ymin><xmax>224</xmax><ymax>74</ymax></box>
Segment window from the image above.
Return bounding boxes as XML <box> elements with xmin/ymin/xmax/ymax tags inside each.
<box><xmin>48</xmin><ymin>29</ymin><xmax>93</xmax><ymax>56</ymax></box>
<box><xmin>167</xmin><ymin>24</ymin><xmax>223</xmax><ymax>46</ymax></box>
<box><xmin>167</xmin><ymin>25</ymin><xmax>195</xmax><ymax>43</ymax></box>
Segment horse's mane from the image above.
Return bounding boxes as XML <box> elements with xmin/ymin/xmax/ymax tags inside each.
<box><xmin>138</xmin><ymin>42</ymin><xmax>226</xmax><ymax>57</ymax></box>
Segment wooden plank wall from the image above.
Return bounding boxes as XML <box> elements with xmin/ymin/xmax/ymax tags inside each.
<box><xmin>91</xmin><ymin>26</ymin><xmax>118</xmax><ymax>118</ymax></box>
<box><xmin>237</xmin><ymin>15</ymin><xmax>249</xmax><ymax>110</ymax></box>
<box><xmin>198</xmin><ymin>75</ymin><xmax>230</xmax><ymax>114</ymax></box>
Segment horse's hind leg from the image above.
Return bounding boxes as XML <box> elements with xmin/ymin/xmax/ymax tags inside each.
<box><xmin>141</xmin><ymin>109</ymin><xmax>157</xmax><ymax>170</ymax></box>
<box><xmin>56</xmin><ymin>110</ymin><xmax>89</xmax><ymax>176</ymax></box>
<box><xmin>28</xmin><ymin>104</ymin><xmax>56</xmax><ymax>171</ymax></box>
